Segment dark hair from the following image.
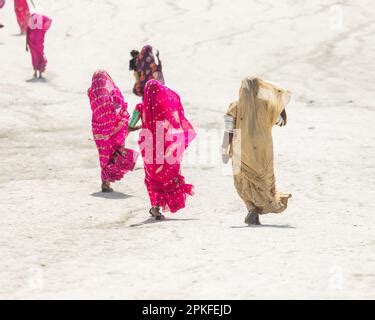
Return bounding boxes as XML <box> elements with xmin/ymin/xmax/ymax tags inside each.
<box><xmin>130</xmin><ymin>50</ymin><xmax>139</xmax><ymax>58</ymax></box>
<box><xmin>129</xmin><ymin>50</ymin><xmax>139</xmax><ymax>71</ymax></box>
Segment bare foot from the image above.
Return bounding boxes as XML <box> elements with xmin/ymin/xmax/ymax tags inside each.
<box><xmin>245</xmin><ymin>211</ymin><xmax>259</xmax><ymax>225</ymax></box>
<box><xmin>149</xmin><ymin>207</ymin><xmax>164</xmax><ymax>220</ymax></box>
<box><xmin>101</xmin><ymin>182</ymin><xmax>113</xmax><ymax>193</ymax></box>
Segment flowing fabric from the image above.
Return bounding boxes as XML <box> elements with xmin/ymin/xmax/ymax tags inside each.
<box><xmin>14</xmin><ymin>0</ymin><xmax>30</xmax><ymax>33</ymax></box>
<box><xmin>137</xmin><ymin>80</ymin><xmax>196</xmax><ymax>213</ymax></box>
<box><xmin>226</xmin><ymin>77</ymin><xmax>292</xmax><ymax>214</ymax></box>
<box><xmin>0</xmin><ymin>0</ymin><xmax>5</xmax><ymax>9</ymax></box>
<box><xmin>88</xmin><ymin>70</ymin><xmax>139</xmax><ymax>183</ymax></box>
<box><xmin>133</xmin><ymin>45</ymin><xmax>165</xmax><ymax>97</ymax></box>
<box><xmin>26</xmin><ymin>13</ymin><xmax>52</xmax><ymax>72</ymax></box>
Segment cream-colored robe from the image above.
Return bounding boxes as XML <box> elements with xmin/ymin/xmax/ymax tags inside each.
<box><xmin>226</xmin><ymin>77</ymin><xmax>291</xmax><ymax>214</ymax></box>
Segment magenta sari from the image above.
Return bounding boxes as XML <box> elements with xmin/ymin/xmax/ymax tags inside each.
<box><xmin>136</xmin><ymin>80</ymin><xmax>196</xmax><ymax>213</ymax></box>
<box><xmin>26</xmin><ymin>13</ymin><xmax>52</xmax><ymax>72</ymax></box>
<box><xmin>14</xmin><ymin>0</ymin><xmax>30</xmax><ymax>33</ymax></box>
<box><xmin>88</xmin><ymin>70</ymin><xmax>138</xmax><ymax>183</ymax></box>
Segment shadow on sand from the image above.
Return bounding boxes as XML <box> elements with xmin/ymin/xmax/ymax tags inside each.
<box><xmin>230</xmin><ymin>224</ymin><xmax>295</xmax><ymax>229</ymax></box>
<box><xmin>130</xmin><ymin>217</ymin><xmax>198</xmax><ymax>228</ymax></box>
<box><xmin>91</xmin><ymin>191</ymin><xmax>133</xmax><ymax>200</ymax></box>
<box><xmin>26</xmin><ymin>77</ymin><xmax>48</xmax><ymax>83</ymax></box>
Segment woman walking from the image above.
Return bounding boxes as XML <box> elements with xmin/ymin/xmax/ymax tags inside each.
<box><xmin>222</xmin><ymin>77</ymin><xmax>292</xmax><ymax>225</ymax></box>
<box><xmin>14</xmin><ymin>0</ymin><xmax>34</xmax><ymax>34</ymax></box>
<box><xmin>88</xmin><ymin>70</ymin><xmax>138</xmax><ymax>192</ymax></box>
<box><xmin>25</xmin><ymin>12</ymin><xmax>51</xmax><ymax>78</ymax></box>
<box><xmin>128</xmin><ymin>80</ymin><xmax>196</xmax><ymax>220</ymax></box>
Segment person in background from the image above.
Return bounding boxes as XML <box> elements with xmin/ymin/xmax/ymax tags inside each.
<box><xmin>25</xmin><ymin>12</ymin><xmax>51</xmax><ymax>78</ymax></box>
<box><xmin>88</xmin><ymin>70</ymin><xmax>138</xmax><ymax>193</ymax></box>
<box><xmin>222</xmin><ymin>76</ymin><xmax>292</xmax><ymax>225</ymax></box>
<box><xmin>14</xmin><ymin>0</ymin><xmax>34</xmax><ymax>34</ymax></box>
<box><xmin>128</xmin><ymin>80</ymin><xmax>196</xmax><ymax>220</ymax></box>
<box><xmin>129</xmin><ymin>49</ymin><xmax>139</xmax><ymax>83</ymax></box>
<box><xmin>0</xmin><ymin>0</ymin><xmax>5</xmax><ymax>29</ymax></box>
<box><xmin>132</xmin><ymin>45</ymin><xmax>165</xmax><ymax>97</ymax></box>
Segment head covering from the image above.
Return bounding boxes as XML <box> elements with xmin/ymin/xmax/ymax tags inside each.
<box><xmin>28</xmin><ymin>12</ymin><xmax>52</xmax><ymax>31</ymax></box>
<box><xmin>88</xmin><ymin>70</ymin><xmax>138</xmax><ymax>182</ymax></box>
<box><xmin>227</xmin><ymin>76</ymin><xmax>292</xmax><ymax>214</ymax></box>
<box><xmin>136</xmin><ymin>80</ymin><xmax>196</xmax><ymax>213</ymax></box>
<box><xmin>133</xmin><ymin>45</ymin><xmax>165</xmax><ymax>97</ymax></box>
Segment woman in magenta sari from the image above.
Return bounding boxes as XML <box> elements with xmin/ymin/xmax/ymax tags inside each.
<box><xmin>129</xmin><ymin>80</ymin><xmax>196</xmax><ymax>220</ymax></box>
<box><xmin>25</xmin><ymin>12</ymin><xmax>51</xmax><ymax>78</ymax></box>
<box><xmin>14</xmin><ymin>0</ymin><xmax>33</xmax><ymax>33</ymax></box>
<box><xmin>88</xmin><ymin>70</ymin><xmax>138</xmax><ymax>193</ymax></box>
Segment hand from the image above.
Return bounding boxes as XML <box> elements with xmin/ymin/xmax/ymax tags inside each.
<box><xmin>128</xmin><ymin>125</ymin><xmax>141</xmax><ymax>132</ymax></box>
<box><xmin>276</xmin><ymin>116</ymin><xmax>284</xmax><ymax>127</ymax></box>
<box><xmin>277</xmin><ymin>109</ymin><xmax>287</xmax><ymax>127</ymax></box>
<box><xmin>221</xmin><ymin>146</ymin><xmax>230</xmax><ymax>164</ymax></box>
<box><xmin>222</xmin><ymin>153</ymin><xmax>230</xmax><ymax>164</ymax></box>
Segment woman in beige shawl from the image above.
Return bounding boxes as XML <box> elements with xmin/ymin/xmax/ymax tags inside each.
<box><xmin>222</xmin><ymin>77</ymin><xmax>292</xmax><ymax>225</ymax></box>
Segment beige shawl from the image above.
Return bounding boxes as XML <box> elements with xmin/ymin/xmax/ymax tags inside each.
<box><xmin>226</xmin><ymin>77</ymin><xmax>292</xmax><ymax>214</ymax></box>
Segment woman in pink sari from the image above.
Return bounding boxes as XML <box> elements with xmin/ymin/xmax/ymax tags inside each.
<box><xmin>88</xmin><ymin>70</ymin><xmax>139</xmax><ymax>192</ymax></box>
<box><xmin>25</xmin><ymin>12</ymin><xmax>51</xmax><ymax>78</ymax></box>
<box><xmin>14</xmin><ymin>0</ymin><xmax>33</xmax><ymax>33</ymax></box>
<box><xmin>129</xmin><ymin>80</ymin><xmax>196</xmax><ymax>220</ymax></box>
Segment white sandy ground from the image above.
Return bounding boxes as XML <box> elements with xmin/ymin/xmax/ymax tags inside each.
<box><xmin>0</xmin><ymin>0</ymin><xmax>374</xmax><ymax>300</ymax></box>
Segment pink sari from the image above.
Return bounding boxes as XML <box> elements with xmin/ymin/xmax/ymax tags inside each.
<box><xmin>137</xmin><ymin>80</ymin><xmax>196</xmax><ymax>213</ymax></box>
<box><xmin>14</xmin><ymin>0</ymin><xmax>30</xmax><ymax>33</ymax></box>
<box><xmin>88</xmin><ymin>70</ymin><xmax>138</xmax><ymax>183</ymax></box>
<box><xmin>26</xmin><ymin>13</ymin><xmax>52</xmax><ymax>72</ymax></box>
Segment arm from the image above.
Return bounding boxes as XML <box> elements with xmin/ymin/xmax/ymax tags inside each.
<box><xmin>280</xmin><ymin>109</ymin><xmax>287</xmax><ymax>125</ymax></box>
<box><xmin>222</xmin><ymin>115</ymin><xmax>235</xmax><ymax>164</ymax></box>
<box><xmin>128</xmin><ymin>110</ymin><xmax>141</xmax><ymax>132</ymax></box>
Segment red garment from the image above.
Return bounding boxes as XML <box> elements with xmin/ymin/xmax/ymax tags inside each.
<box><xmin>88</xmin><ymin>70</ymin><xmax>138</xmax><ymax>182</ymax></box>
<box><xmin>136</xmin><ymin>80</ymin><xmax>196</xmax><ymax>213</ymax></box>
<box><xmin>26</xmin><ymin>13</ymin><xmax>52</xmax><ymax>72</ymax></box>
<box><xmin>14</xmin><ymin>0</ymin><xmax>30</xmax><ymax>33</ymax></box>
